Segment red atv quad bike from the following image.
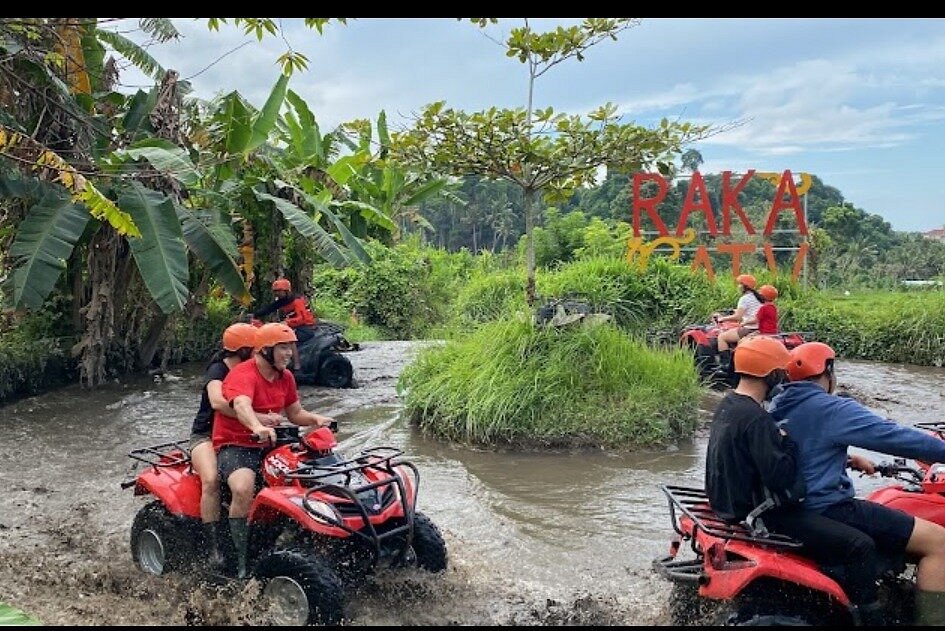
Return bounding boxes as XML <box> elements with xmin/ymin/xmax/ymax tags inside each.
<box><xmin>679</xmin><ymin>311</ymin><xmax>808</xmax><ymax>388</ymax></box>
<box><xmin>654</xmin><ymin>421</ymin><xmax>945</xmax><ymax>626</ymax></box>
<box><xmin>121</xmin><ymin>423</ymin><xmax>448</xmax><ymax>626</ymax></box>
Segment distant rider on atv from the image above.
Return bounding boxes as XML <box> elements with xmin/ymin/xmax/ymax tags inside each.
<box><xmin>188</xmin><ymin>322</ymin><xmax>281</xmax><ymax>570</ymax></box>
<box><xmin>705</xmin><ymin>335</ymin><xmax>885</xmax><ymax>625</ymax></box>
<box><xmin>769</xmin><ymin>341</ymin><xmax>945</xmax><ymax>625</ymax></box>
<box><xmin>714</xmin><ymin>274</ymin><xmax>762</xmax><ymax>370</ymax></box>
<box><xmin>252</xmin><ymin>278</ymin><xmax>317</xmax><ymax>371</ymax></box>
<box><xmin>211</xmin><ymin>322</ymin><xmax>335</xmax><ymax>578</ymax></box>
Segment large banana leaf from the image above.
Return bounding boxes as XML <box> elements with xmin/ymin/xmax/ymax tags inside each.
<box><xmin>177</xmin><ymin>205</ymin><xmax>249</xmax><ymax>303</ymax></box>
<box><xmin>112</xmin><ymin>141</ymin><xmax>199</xmax><ymax>187</ymax></box>
<box><xmin>297</xmin><ymin>190</ymin><xmax>370</xmax><ymax>264</ymax></box>
<box><xmin>253</xmin><ymin>191</ymin><xmax>350</xmax><ymax>268</ymax></box>
<box><xmin>119</xmin><ymin>183</ymin><xmax>189</xmax><ymax>314</ymax></box>
<box><xmin>221</xmin><ymin>92</ymin><xmax>253</xmax><ymax>155</ymax></box>
<box><xmin>95</xmin><ymin>28</ymin><xmax>167</xmax><ymax>81</ymax></box>
<box><xmin>122</xmin><ymin>89</ymin><xmax>158</xmax><ymax>135</ymax></box>
<box><xmin>4</xmin><ymin>184</ymin><xmax>90</xmax><ymax>309</ymax></box>
<box><xmin>246</xmin><ymin>73</ymin><xmax>289</xmax><ymax>154</ymax></box>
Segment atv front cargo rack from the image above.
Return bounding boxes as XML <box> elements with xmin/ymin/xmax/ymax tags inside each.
<box><xmin>285</xmin><ymin>447</ymin><xmax>419</xmax><ymax>564</ymax></box>
<box><xmin>660</xmin><ymin>484</ymin><xmax>803</xmax><ymax>552</ymax></box>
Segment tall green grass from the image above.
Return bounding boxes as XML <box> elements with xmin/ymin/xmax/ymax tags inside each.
<box><xmin>398</xmin><ymin>318</ymin><xmax>701</xmax><ymax>449</ymax></box>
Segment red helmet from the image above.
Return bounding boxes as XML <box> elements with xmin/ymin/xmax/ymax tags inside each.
<box><xmin>222</xmin><ymin>322</ymin><xmax>257</xmax><ymax>352</ymax></box>
<box><xmin>272</xmin><ymin>278</ymin><xmax>291</xmax><ymax>292</ymax></box>
<box><xmin>787</xmin><ymin>342</ymin><xmax>836</xmax><ymax>381</ymax></box>
<box><xmin>736</xmin><ymin>274</ymin><xmax>757</xmax><ymax>290</ymax></box>
<box><xmin>758</xmin><ymin>285</ymin><xmax>779</xmax><ymax>302</ymax></box>
<box><xmin>733</xmin><ymin>335</ymin><xmax>791</xmax><ymax>377</ymax></box>
<box><xmin>303</xmin><ymin>426</ymin><xmax>337</xmax><ymax>455</ymax></box>
<box><xmin>254</xmin><ymin>322</ymin><xmax>297</xmax><ymax>350</ymax></box>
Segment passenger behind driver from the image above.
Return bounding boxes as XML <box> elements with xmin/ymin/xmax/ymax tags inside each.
<box><xmin>212</xmin><ymin>322</ymin><xmax>335</xmax><ymax>578</ymax></box>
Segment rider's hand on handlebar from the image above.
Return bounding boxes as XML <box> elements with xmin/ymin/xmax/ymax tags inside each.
<box><xmin>252</xmin><ymin>426</ymin><xmax>277</xmax><ymax>445</ymax></box>
<box><xmin>260</xmin><ymin>412</ymin><xmax>286</xmax><ymax>428</ymax></box>
<box><xmin>848</xmin><ymin>453</ymin><xmax>876</xmax><ymax>476</ymax></box>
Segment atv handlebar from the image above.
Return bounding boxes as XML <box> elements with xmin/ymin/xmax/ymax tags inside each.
<box><xmin>875</xmin><ymin>459</ymin><xmax>924</xmax><ymax>484</ymax></box>
<box><xmin>251</xmin><ymin>420</ymin><xmax>338</xmax><ymax>445</ymax></box>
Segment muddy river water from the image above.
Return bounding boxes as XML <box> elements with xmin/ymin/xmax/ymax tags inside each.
<box><xmin>1</xmin><ymin>341</ymin><xmax>944</xmax><ymax>625</ymax></box>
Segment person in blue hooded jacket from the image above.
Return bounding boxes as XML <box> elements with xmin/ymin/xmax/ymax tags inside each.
<box><xmin>769</xmin><ymin>341</ymin><xmax>945</xmax><ymax>626</ymax></box>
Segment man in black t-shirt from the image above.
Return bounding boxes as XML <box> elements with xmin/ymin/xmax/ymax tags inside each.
<box><xmin>705</xmin><ymin>335</ymin><xmax>884</xmax><ymax>625</ymax></box>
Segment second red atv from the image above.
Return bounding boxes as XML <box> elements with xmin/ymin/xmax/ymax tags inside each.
<box><xmin>122</xmin><ymin>423</ymin><xmax>448</xmax><ymax>625</ymax></box>
<box><xmin>654</xmin><ymin>421</ymin><xmax>945</xmax><ymax>626</ymax></box>
<box><xmin>679</xmin><ymin>312</ymin><xmax>808</xmax><ymax>388</ymax></box>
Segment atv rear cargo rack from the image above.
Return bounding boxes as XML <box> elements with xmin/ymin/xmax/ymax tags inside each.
<box><xmin>120</xmin><ymin>439</ymin><xmax>191</xmax><ymax>489</ymax></box>
<box><xmin>915</xmin><ymin>421</ymin><xmax>945</xmax><ymax>436</ymax></box>
<box><xmin>660</xmin><ymin>484</ymin><xmax>803</xmax><ymax>552</ymax></box>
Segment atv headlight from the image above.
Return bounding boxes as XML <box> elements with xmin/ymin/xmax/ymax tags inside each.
<box><xmin>303</xmin><ymin>498</ymin><xmax>340</xmax><ymax>523</ymax></box>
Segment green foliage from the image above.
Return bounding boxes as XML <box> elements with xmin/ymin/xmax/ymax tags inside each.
<box><xmin>0</xmin><ymin>326</ymin><xmax>76</xmax><ymax>403</ymax></box>
<box><xmin>0</xmin><ymin>602</ymin><xmax>41</xmax><ymax>625</ymax></box>
<box><xmin>398</xmin><ymin>319</ymin><xmax>700</xmax><ymax>448</ymax></box>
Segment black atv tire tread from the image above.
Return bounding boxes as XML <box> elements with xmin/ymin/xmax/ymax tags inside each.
<box><xmin>411</xmin><ymin>511</ymin><xmax>448</xmax><ymax>573</ymax></box>
<box><xmin>254</xmin><ymin>548</ymin><xmax>345</xmax><ymax>626</ymax></box>
<box><xmin>130</xmin><ymin>500</ymin><xmax>187</xmax><ymax>575</ymax></box>
<box><xmin>317</xmin><ymin>353</ymin><xmax>353</xmax><ymax>388</ymax></box>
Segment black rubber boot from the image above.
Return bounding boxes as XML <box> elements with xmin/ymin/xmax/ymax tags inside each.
<box><xmin>229</xmin><ymin>517</ymin><xmax>249</xmax><ymax>580</ymax></box>
<box><xmin>201</xmin><ymin>522</ymin><xmax>226</xmax><ymax>573</ymax></box>
<box><xmin>851</xmin><ymin>600</ymin><xmax>885</xmax><ymax>626</ymax></box>
<box><xmin>915</xmin><ymin>589</ymin><xmax>945</xmax><ymax>626</ymax></box>
<box><xmin>718</xmin><ymin>349</ymin><xmax>733</xmax><ymax>369</ymax></box>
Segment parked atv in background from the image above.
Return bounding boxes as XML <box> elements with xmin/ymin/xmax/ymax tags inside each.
<box><xmin>679</xmin><ymin>311</ymin><xmax>808</xmax><ymax>388</ymax></box>
<box><xmin>250</xmin><ymin>318</ymin><xmax>357</xmax><ymax>389</ymax></box>
<box><xmin>654</xmin><ymin>421</ymin><xmax>945</xmax><ymax>626</ymax></box>
<box><xmin>121</xmin><ymin>423</ymin><xmax>448</xmax><ymax>626</ymax></box>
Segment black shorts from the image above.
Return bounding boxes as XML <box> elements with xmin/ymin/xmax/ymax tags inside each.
<box><xmin>822</xmin><ymin>497</ymin><xmax>915</xmax><ymax>555</ymax></box>
<box><xmin>217</xmin><ymin>445</ymin><xmax>266</xmax><ymax>483</ymax></box>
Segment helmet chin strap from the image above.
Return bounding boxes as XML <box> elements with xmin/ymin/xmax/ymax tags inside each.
<box><xmin>261</xmin><ymin>347</ymin><xmax>284</xmax><ymax>374</ymax></box>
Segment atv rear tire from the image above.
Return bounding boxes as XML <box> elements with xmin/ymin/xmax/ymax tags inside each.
<box><xmin>411</xmin><ymin>511</ymin><xmax>448</xmax><ymax>573</ymax></box>
<box><xmin>317</xmin><ymin>353</ymin><xmax>353</xmax><ymax>388</ymax></box>
<box><xmin>254</xmin><ymin>549</ymin><xmax>345</xmax><ymax>626</ymax></box>
<box><xmin>130</xmin><ymin>500</ymin><xmax>188</xmax><ymax>576</ymax></box>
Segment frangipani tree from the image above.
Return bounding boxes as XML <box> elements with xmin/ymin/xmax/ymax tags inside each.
<box><xmin>394</xmin><ymin>18</ymin><xmax>711</xmax><ymax>304</ymax></box>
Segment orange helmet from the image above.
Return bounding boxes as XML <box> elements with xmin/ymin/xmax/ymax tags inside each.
<box><xmin>736</xmin><ymin>274</ymin><xmax>757</xmax><ymax>290</ymax></box>
<box><xmin>787</xmin><ymin>342</ymin><xmax>836</xmax><ymax>382</ymax></box>
<box><xmin>758</xmin><ymin>285</ymin><xmax>779</xmax><ymax>302</ymax></box>
<box><xmin>254</xmin><ymin>322</ymin><xmax>297</xmax><ymax>350</ymax></box>
<box><xmin>733</xmin><ymin>335</ymin><xmax>791</xmax><ymax>377</ymax></box>
<box><xmin>272</xmin><ymin>278</ymin><xmax>292</xmax><ymax>292</ymax></box>
<box><xmin>222</xmin><ymin>322</ymin><xmax>257</xmax><ymax>352</ymax></box>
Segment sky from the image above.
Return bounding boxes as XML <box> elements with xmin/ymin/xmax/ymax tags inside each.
<box><xmin>108</xmin><ymin>18</ymin><xmax>945</xmax><ymax>233</ymax></box>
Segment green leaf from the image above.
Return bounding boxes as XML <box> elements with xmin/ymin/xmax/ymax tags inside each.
<box><xmin>221</xmin><ymin>92</ymin><xmax>253</xmax><ymax>155</ymax></box>
<box><xmin>4</xmin><ymin>184</ymin><xmax>90</xmax><ymax>309</ymax></box>
<box><xmin>119</xmin><ymin>183</ymin><xmax>189</xmax><ymax>314</ymax></box>
<box><xmin>246</xmin><ymin>73</ymin><xmax>289</xmax><ymax>154</ymax></box>
<box><xmin>0</xmin><ymin>603</ymin><xmax>41</xmax><ymax>625</ymax></box>
<box><xmin>95</xmin><ymin>29</ymin><xmax>166</xmax><ymax>81</ymax></box>
<box><xmin>326</xmin><ymin>152</ymin><xmax>369</xmax><ymax>186</ymax></box>
<box><xmin>122</xmin><ymin>89</ymin><xmax>158</xmax><ymax>134</ymax></box>
<box><xmin>253</xmin><ymin>190</ymin><xmax>350</xmax><ymax>268</ymax></box>
<box><xmin>301</xmin><ymin>192</ymin><xmax>371</xmax><ymax>265</ymax></box>
<box><xmin>177</xmin><ymin>205</ymin><xmax>249</xmax><ymax>302</ymax></box>
<box><xmin>113</xmin><ymin>144</ymin><xmax>199</xmax><ymax>187</ymax></box>
<box><xmin>331</xmin><ymin>200</ymin><xmax>397</xmax><ymax>233</ymax></box>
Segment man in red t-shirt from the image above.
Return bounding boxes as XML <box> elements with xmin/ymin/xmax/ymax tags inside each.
<box><xmin>212</xmin><ymin>322</ymin><xmax>334</xmax><ymax>577</ymax></box>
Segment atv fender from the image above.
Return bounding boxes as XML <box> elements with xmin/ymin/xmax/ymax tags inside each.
<box><xmin>249</xmin><ymin>487</ymin><xmax>352</xmax><ymax>538</ymax></box>
<box><xmin>681</xmin><ymin>329</ymin><xmax>709</xmax><ymax>347</ymax></box>
<box><xmin>699</xmin><ymin>540</ymin><xmax>850</xmax><ymax>607</ymax></box>
<box><xmin>133</xmin><ymin>467</ymin><xmax>202</xmax><ymax>519</ymax></box>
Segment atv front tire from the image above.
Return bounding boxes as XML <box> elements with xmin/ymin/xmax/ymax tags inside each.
<box><xmin>254</xmin><ymin>549</ymin><xmax>345</xmax><ymax>626</ymax></box>
<box><xmin>410</xmin><ymin>511</ymin><xmax>448</xmax><ymax>573</ymax></box>
<box><xmin>130</xmin><ymin>500</ymin><xmax>188</xmax><ymax>575</ymax></box>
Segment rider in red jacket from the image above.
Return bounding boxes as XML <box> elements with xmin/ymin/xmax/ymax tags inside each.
<box><xmin>253</xmin><ymin>278</ymin><xmax>317</xmax><ymax>370</ymax></box>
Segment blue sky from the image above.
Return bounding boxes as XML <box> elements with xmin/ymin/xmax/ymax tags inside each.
<box><xmin>111</xmin><ymin>18</ymin><xmax>945</xmax><ymax>232</ymax></box>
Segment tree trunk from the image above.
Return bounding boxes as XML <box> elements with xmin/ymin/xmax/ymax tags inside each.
<box><xmin>524</xmin><ymin>187</ymin><xmax>536</xmax><ymax>306</ymax></box>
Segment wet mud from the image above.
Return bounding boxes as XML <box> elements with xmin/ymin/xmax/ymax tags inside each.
<box><xmin>1</xmin><ymin>341</ymin><xmax>943</xmax><ymax>625</ymax></box>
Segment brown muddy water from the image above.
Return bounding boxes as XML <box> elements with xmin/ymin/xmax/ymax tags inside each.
<box><xmin>1</xmin><ymin>340</ymin><xmax>944</xmax><ymax>626</ymax></box>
